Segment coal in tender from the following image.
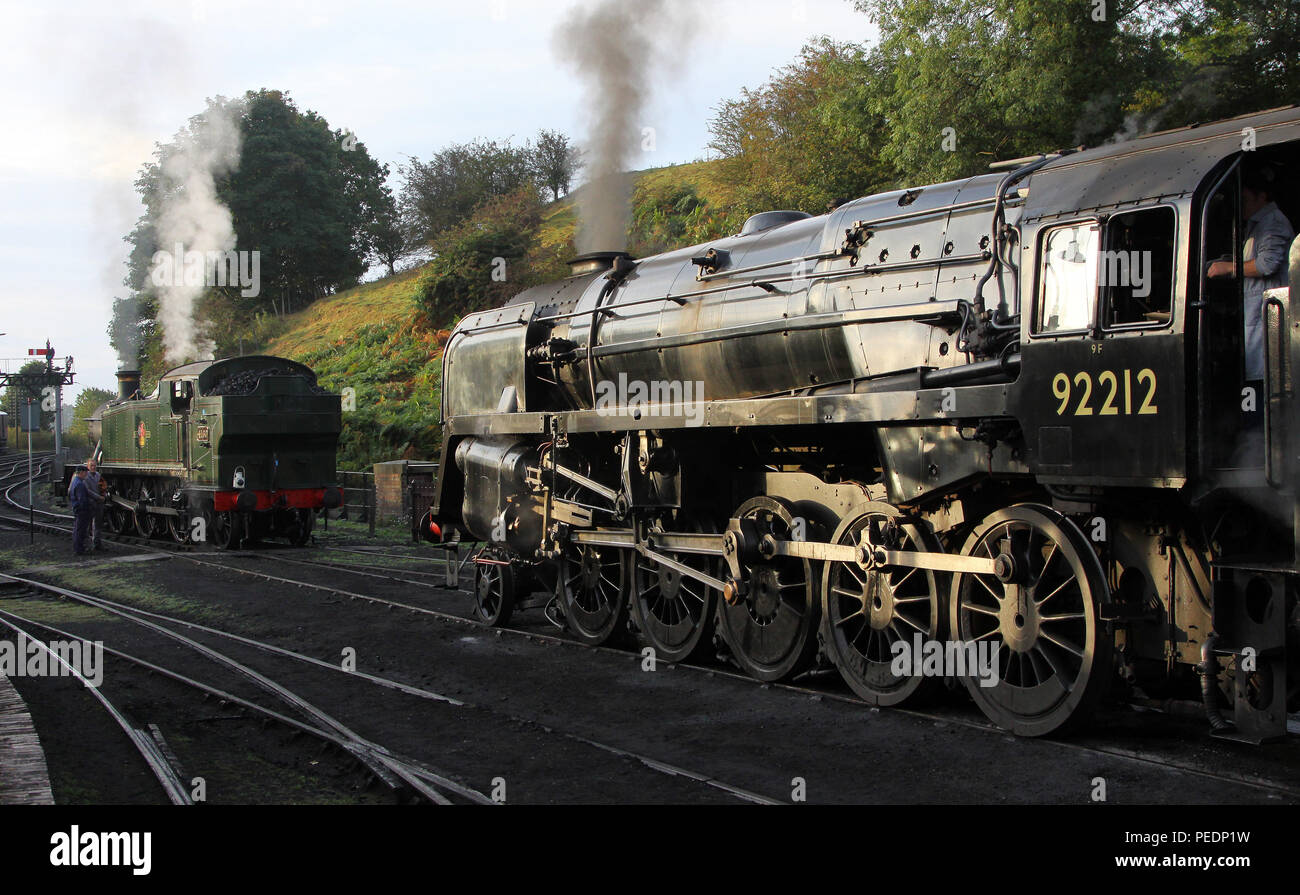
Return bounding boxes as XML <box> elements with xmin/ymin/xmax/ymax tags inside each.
<box><xmin>207</xmin><ymin>367</ymin><xmax>333</xmax><ymax>396</ymax></box>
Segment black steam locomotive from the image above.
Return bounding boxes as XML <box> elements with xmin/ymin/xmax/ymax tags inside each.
<box><xmin>430</xmin><ymin>107</ymin><xmax>1300</xmax><ymax>739</ymax></box>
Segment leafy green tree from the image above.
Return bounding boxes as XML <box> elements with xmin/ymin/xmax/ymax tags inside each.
<box><xmin>337</xmin><ymin>125</ymin><xmax>404</xmax><ymax>274</ymax></box>
<box><xmin>708</xmin><ymin>39</ymin><xmax>895</xmax><ymax>214</ymax></box>
<box><xmin>370</xmin><ymin>200</ymin><xmax>410</xmax><ymax>277</ymax></box>
<box><xmin>67</xmin><ymin>387</ymin><xmax>116</xmax><ymax>453</ymax></box>
<box><xmin>116</xmin><ymin>88</ymin><xmax>400</xmax><ymax>369</ymax></box>
<box><xmin>854</xmin><ymin>0</ymin><xmax>1165</xmax><ymax>183</ymax></box>
<box><xmin>1152</xmin><ymin>0</ymin><xmax>1300</xmax><ymax>127</ymax></box>
<box><xmin>223</xmin><ymin>89</ymin><xmax>392</xmax><ymax>315</ymax></box>
<box><xmin>533</xmin><ymin>130</ymin><xmax>580</xmax><ymax>201</ymax></box>
<box><xmin>399</xmin><ymin>139</ymin><xmax>540</xmax><ymax>244</ymax></box>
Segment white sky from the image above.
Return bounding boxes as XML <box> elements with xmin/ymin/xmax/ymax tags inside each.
<box><xmin>0</xmin><ymin>0</ymin><xmax>877</xmax><ymax>401</ymax></box>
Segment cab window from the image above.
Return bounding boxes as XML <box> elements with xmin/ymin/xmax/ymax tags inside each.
<box><xmin>1037</xmin><ymin>222</ymin><xmax>1099</xmax><ymax>334</ymax></box>
<box><xmin>1100</xmin><ymin>206</ymin><xmax>1176</xmax><ymax>328</ymax></box>
<box><xmin>168</xmin><ymin>380</ymin><xmax>193</xmax><ymax>415</ymax></box>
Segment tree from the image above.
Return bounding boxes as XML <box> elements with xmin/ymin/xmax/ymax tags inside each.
<box><xmin>399</xmin><ymin>139</ymin><xmax>540</xmax><ymax>244</ymax></box>
<box><xmin>708</xmin><ymin>39</ymin><xmax>896</xmax><ymax>214</ymax></box>
<box><xmin>117</xmin><ymin>88</ymin><xmax>400</xmax><ymax>371</ymax></box>
<box><xmin>369</xmin><ymin>200</ymin><xmax>410</xmax><ymax>277</ymax></box>
<box><xmin>532</xmin><ymin>130</ymin><xmax>580</xmax><ymax>201</ymax></box>
<box><xmin>1150</xmin><ymin>0</ymin><xmax>1300</xmax><ymax>128</ymax></box>
<box><xmin>853</xmin><ymin>0</ymin><xmax>1168</xmax><ymax>184</ymax></box>
<box><xmin>66</xmin><ymin>387</ymin><xmax>116</xmax><ymax>453</ymax></box>
<box><xmin>337</xmin><ymin>126</ymin><xmax>404</xmax><ymax>275</ymax></box>
<box><xmin>222</xmin><ymin>89</ymin><xmax>391</xmax><ymax>315</ymax></box>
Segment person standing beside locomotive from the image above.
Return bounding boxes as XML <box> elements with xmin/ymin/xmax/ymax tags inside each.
<box><xmin>69</xmin><ymin>467</ymin><xmax>94</xmax><ymax>556</ymax></box>
<box><xmin>1206</xmin><ymin>166</ymin><xmax>1295</xmax><ymax>381</ymax></box>
<box><xmin>84</xmin><ymin>457</ymin><xmax>105</xmax><ymax>550</ymax></box>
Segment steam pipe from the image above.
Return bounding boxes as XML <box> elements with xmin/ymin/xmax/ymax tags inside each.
<box><xmin>803</xmin><ymin>354</ymin><xmax>1020</xmax><ymax>398</ymax></box>
<box><xmin>919</xmin><ymin>354</ymin><xmax>1020</xmax><ymax>388</ymax></box>
<box><xmin>973</xmin><ymin>154</ymin><xmax>1063</xmax><ymax>318</ymax></box>
<box><xmin>1198</xmin><ymin>633</ymin><xmax>1231</xmax><ymax>732</ymax></box>
<box><xmin>585</xmin><ymin>257</ymin><xmax>638</xmax><ymax>405</ymax></box>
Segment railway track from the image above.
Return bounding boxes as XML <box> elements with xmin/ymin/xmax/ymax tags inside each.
<box><xmin>0</xmin><ymin>482</ymin><xmax>786</xmax><ymax>802</ymax></box>
<box><xmin>184</xmin><ymin>548</ymin><xmax>1300</xmax><ymax>801</ymax></box>
<box><xmin>3</xmin><ymin>469</ymin><xmax>1298</xmax><ymax>803</ymax></box>
<box><xmin>0</xmin><ymin>467</ymin><xmax>492</xmax><ymax>803</ymax></box>
<box><xmin>0</xmin><ymin>572</ymin><xmax>493</xmax><ymax>804</ymax></box>
<box><xmin>0</xmin><ymin>568</ymin><xmax>777</xmax><ymax>804</ymax></box>
<box><xmin>0</xmin><ymin>609</ymin><xmax>193</xmax><ymax>805</ymax></box>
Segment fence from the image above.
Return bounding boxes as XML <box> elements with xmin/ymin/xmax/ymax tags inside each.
<box><xmin>332</xmin><ymin>465</ymin><xmax>441</xmax><ymax>542</ymax></box>
<box><xmin>332</xmin><ymin>470</ymin><xmax>377</xmax><ymax>536</ymax></box>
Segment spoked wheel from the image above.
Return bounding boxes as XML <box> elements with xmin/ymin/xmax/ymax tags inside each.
<box><xmin>132</xmin><ymin>488</ymin><xmax>167</xmax><ymax>539</ymax></box>
<box><xmin>821</xmin><ymin>503</ymin><xmax>943</xmax><ymax>706</ymax></box>
<box><xmin>167</xmin><ymin>512</ymin><xmax>190</xmax><ymax>544</ymax></box>
<box><xmin>133</xmin><ymin>507</ymin><xmax>166</xmax><ymax>539</ymax></box>
<box><xmin>631</xmin><ymin>517</ymin><xmax>718</xmax><ymax>663</ymax></box>
<box><xmin>473</xmin><ymin>559</ymin><xmax>516</xmax><ymax>627</ymax></box>
<box><xmin>146</xmin><ymin>512</ymin><xmax>169</xmax><ymax>539</ymax></box>
<box><xmin>949</xmin><ymin>504</ymin><xmax>1112</xmax><ymax>737</ymax></box>
<box><xmin>557</xmin><ymin>543</ymin><xmax>632</xmax><ymax>646</ymax></box>
<box><xmin>104</xmin><ymin>499</ymin><xmax>128</xmax><ymax>535</ymax></box>
<box><xmin>716</xmin><ymin>496</ymin><xmax>820</xmax><ymax>682</ymax></box>
<box><xmin>129</xmin><ymin>491</ymin><xmax>149</xmax><ymax>537</ymax></box>
<box><xmin>208</xmin><ymin>509</ymin><xmax>242</xmax><ymax>551</ymax></box>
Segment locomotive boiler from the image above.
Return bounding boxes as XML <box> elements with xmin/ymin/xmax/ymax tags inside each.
<box><xmin>431</xmin><ymin>107</ymin><xmax>1300</xmax><ymax>739</ymax></box>
<box><xmin>90</xmin><ymin>356</ymin><xmax>343</xmax><ymax>549</ymax></box>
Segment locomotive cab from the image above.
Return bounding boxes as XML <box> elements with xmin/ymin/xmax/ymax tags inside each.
<box><xmin>1195</xmin><ymin>142</ymin><xmax>1300</xmax><ymax>478</ymax></box>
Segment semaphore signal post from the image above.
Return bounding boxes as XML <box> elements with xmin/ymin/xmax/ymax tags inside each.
<box><xmin>0</xmin><ymin>339</ymin><xmax>76</xmax><ymax>479</ymax></box>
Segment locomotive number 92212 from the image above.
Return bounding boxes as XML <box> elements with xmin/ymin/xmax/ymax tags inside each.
<box><xmin>1051</xmin><ymin>368</ymin><xmax>1158</xmax><ymax>417</ymax></box>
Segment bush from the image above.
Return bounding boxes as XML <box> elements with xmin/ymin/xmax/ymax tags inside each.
<box><xmin>631</xmin><ymin>179</ymin><xmax>745</xmax><ymax>255</ymax></box>
<box><xmin>414</xmin><ymin>188</ymin><xmax>545</xmax><ymax>327</ymax></box>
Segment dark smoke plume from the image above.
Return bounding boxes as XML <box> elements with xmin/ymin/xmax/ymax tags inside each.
<box><xmin>554</xmin><ymin>0</ymin><xmax>690</xmax><ymax>253</ymax></box>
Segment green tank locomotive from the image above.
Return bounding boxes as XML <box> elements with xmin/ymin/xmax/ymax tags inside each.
<box><xmin>89</xmin><ymin>356</ymin><xmax>343</xmax><ymax>549</ymax></box>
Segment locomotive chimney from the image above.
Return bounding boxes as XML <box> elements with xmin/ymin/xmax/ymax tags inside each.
<box><xmin>567</xmin><ymin>251</ymin><xmax>635</xmax><ymax>277</ymax></box>
<box><xmin>116</xmin><ymin>369</ymin><xmax>141</xmax><ymax>401</ymax></box>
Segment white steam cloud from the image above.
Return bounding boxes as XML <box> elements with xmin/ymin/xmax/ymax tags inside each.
<box><xmin>153</xmin><ymin>103</ymin><xmax>243</xmax><ymax>365</ymax></box>
<box><xmin>554</xmin><ymin>0</ymin><xmax>691</xmax><ymax>254</ymax></box>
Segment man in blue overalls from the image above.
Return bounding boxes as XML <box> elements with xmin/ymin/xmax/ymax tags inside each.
<box><xmin>69</xmin><ymin>467</ymin><xmax>93</xmax><ymax>556</ymax></box>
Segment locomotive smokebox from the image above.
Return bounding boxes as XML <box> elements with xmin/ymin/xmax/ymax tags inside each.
<box><xmin>115</xmin><ymin>370</ymin><xmax>141</xmax><ymax>401</ymax></box>
<box><xmin>567</xmin><ymin>251</ymin><xmax>635</xmax><ymax>278</ymax></box>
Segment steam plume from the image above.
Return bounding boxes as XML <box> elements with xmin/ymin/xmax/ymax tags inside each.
<box><xmin>554</xmin><ymin>0</ymin><xmax>689</xmax><ymax>253</ymax></box>
<box><xmin>153</xmin><ymin>101</ymin><xmax>243</xmax><ymax>364</ymax></box>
